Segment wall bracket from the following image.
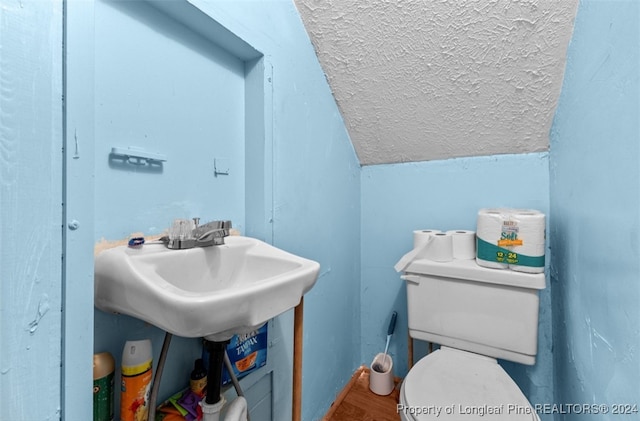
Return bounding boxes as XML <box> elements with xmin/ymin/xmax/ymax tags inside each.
<box><xmin>111</xmin><ymin>146</ymin><xmax>167</xmax><ymax>166</ymax></box>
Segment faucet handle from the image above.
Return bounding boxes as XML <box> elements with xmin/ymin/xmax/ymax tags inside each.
<box><xmin>169</xmin><ymin>218</ymin><xmax>195</xmax><ymax>240</ymax></box>
<box><xmin>193</xmin><ymin>217</ymin><xmax>200</xmax><ymax>228</ymax></box>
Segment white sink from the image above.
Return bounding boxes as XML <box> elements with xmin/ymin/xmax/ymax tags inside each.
<box><xmin>94</xmin><ymin>236</ymin><xmax>320</xmax><ymax>341</ymax></box>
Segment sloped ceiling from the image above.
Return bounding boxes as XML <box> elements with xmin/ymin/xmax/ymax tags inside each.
<box><xmin>294</xmin><ymin>0</ymin><xmax>579</xmax><ymax>166</ymax></box>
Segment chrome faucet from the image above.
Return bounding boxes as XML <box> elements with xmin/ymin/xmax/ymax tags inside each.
<box><xmin>162</xmin><ymin>219</ymin><xmax>232</xmax><ymax>249</ymax></box>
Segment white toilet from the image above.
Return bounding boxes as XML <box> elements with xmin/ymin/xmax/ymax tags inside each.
<box><xmin>399</xmin><ymin>258</ymin><xmax>546</xmax><ymax>421</ymax></box>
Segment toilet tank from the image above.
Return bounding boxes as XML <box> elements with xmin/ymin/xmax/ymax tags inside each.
<box><xmin>402</xmin><ymin>259</ymin><xmax>545</xmax><ymax>365</ymax></box>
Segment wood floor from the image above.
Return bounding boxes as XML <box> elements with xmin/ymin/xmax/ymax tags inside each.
<box><xmin>322</xmin><ymin>366</ymin><xmax>402</xmax><ymax>421</ymax></box>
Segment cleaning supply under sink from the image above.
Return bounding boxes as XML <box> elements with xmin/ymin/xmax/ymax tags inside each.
<box><xmin>121</xmin><ymin>339</ymin><xmax>153</xmax><ymax>421</ymax></box>
<box><xmin>190</xmin><ymin>358</ymin><xmax>208</xmax><ymax>397</ymax></box>
<box><xmin>93</xmin><ymin>352</ymin><xmax>115</xmax><ymax>421</ymax></box>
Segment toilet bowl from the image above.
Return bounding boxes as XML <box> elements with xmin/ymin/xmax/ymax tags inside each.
<box><xmin>399</xmin><ymin>347</ymin><xmax>540</xmax><ymax>421</ymax></box>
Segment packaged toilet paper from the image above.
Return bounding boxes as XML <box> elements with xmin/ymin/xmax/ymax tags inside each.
<box><xmin>476</xmin><ymin>208</ymin><xmax>545</xmax><ymax>273</ymax></box>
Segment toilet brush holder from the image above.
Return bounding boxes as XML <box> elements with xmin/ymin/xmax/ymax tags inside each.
<box><xmin>369</xmin><ymin>353</ymin><xmax>394</xmax><ymax>395</ymax></box>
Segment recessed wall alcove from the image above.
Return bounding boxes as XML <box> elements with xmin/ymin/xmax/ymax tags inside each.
<box><xmin>67</xmin><ymin>0</ymin><xmax>280</xmax><ymax>418</ymax></box>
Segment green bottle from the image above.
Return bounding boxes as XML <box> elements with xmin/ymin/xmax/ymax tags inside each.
<box><xmin>93</xmin><ymin>352</ymin><xmax>115</xmax><ymax>421</ymax></box>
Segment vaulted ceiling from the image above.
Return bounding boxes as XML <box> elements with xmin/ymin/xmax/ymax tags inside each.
<box><xmin>294</xmin><ymin>0</ymin><xmax>579</xmax><ymax>165</ymax></box>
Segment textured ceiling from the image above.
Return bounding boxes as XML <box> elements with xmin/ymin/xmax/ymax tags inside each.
<box><xmin>294</xmin><ymin>0</ymin><xmax>579</xmax><ymax>165</ymax></box>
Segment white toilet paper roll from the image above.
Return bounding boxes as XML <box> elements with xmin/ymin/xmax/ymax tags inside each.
<box><xmin>422</xmin><ymin>232</ymin><xmax>454</xmax><ymax>262</ymax></box>
<box><xmin>446</xmin><ymin>230</ymin><xmax>476</xmax><ymax>260</ymax></box>
<box><xmin>394</xmin><ymin>230</ymin><xmax>449</xmax><ymax>272</ymax></box>
<box><xmin>395</xmin><ymin>231</ymin><xmax>438</xmax><ymax>272</ymax></box>
<box><xmin>413</xmin><ymin>229</ymin><xmax>443</xmax><ymax>248</ymax></box>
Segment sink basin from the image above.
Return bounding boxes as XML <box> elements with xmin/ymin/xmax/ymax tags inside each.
<box><xmin>94</xmin><ymin>236</ymin><xmax>320</xmax><ymax>341</ymax></box>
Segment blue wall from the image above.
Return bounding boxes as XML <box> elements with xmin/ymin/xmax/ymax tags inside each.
<box><xmin>361</xmin><ymin>153</ymin><xmax>554</xmax><ymax>417</ymax></box>
<box><xmin>0</xmin><ymin>2</ymin><xmax>63</xmax><ymax>419</ymax></box>
<box><xmin>549</xmin><ymin>0</ymin><xmax>640</xmax><ymax>417</ymax></box>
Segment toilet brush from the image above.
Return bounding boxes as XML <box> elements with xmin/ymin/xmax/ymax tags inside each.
<box><xmin>373</xmin><ymin>311</ymin><xmax>397</xmax><ymax>372</ymax></box>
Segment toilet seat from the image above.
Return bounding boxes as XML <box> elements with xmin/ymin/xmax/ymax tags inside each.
<box><xmin>399</xmin><ymin>347</ymin><xmax>539</xmax><ymax>421</ymax></box>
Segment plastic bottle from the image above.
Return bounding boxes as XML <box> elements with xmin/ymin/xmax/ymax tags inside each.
<box><xmin>190</xmin><ymin>358</ymin><xmax>208</xmax><ymax>397</ymax></box>
<box><xmin>93</xmin><ymin>352</ymin><xmax>115</xmax><ymax>421</ymax></box>
<box><xmin>121</xmin><ymin>339</ymin><xmax>153</xmax><ymax>421</ymax></box>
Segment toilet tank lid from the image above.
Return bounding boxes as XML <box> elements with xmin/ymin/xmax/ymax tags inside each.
<box><xmin>401</xmin><ymin>348</ymin><xmax>539</xmax><ymax>421</ymax></box>
<box><xmin>403</xmin><ymin>259</ymin><xmax>546</xmax><ymax>290</ymax></box>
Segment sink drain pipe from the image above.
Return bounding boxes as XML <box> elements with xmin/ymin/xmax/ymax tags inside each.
<box><xmin>204</xmin><ymin>340</ymin><xmax>229</xmax><ymax>406</ymax></box>
<box><xmin>200</xmin><ymin>339</ymin><xmax>250</xmax><ymax>421</ymax></box>
<box><xmin>198</xmin><ymin>340</ymin><xmax>228</xmax><ymax>421</ymax></box>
